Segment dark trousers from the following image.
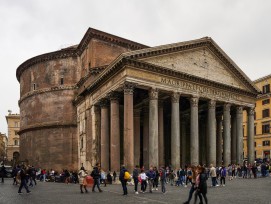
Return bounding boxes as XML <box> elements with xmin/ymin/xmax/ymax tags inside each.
<box><xmin>211</xmin><ymin>177</ymin><xmax>216</xmax><ymax>186</ymax></box>
<box><xmin>121</xmin><ymin>180</ymin><xmax>128</xmax><ymax>195</ymax></box>
<box><xmin>92</xmin><ymin>179</ymin><xmax>102</xmax><ymax>191</ymax></box>
<box><xmin>186</xmin><ymin>183</ymin><xmax>195</xmax><ymax>202</ymax></box>
<box><xmin>1</xmin><ymin>175</ymin><xmax>4</xmax><ymax>183</ymax></box>
<box><xmin>18</xmin><ymin>179</ymin><xmax>30</xmax><ymax>193</ymax></box>
<box><xmin>153</xmin><ymin>178</ymin><xmax>159</xmax><ymax>188</ymax></box>
<box><xmin>141</xmin><ymin>180</ymin><xmax>147</xmax><ymax>192</ymax></box>
<box><xmin>220</xmin><ymin>177</ymin><xmax>225</xmax><ymax>185</ymax></box>
<box><xmin>134</xmin><ymin>178</ymin><xmax>138</xmax><ymax>192</ymax></box>
<box><xmin>161</xmin><ymin>179</ymin><xmax>166</xmax><ymax>193</ymax></box>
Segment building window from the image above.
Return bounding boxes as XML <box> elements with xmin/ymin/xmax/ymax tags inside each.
<box><xmin>262</xmin><ymin>124</ymin><xmax>270</xmax><ymax>134</ymax></box>
<box><xmin>15</xmin><ymin>122</ymin><xmax>19</xmax><ymax>127</ymax></box>
<box><xmin>14</xmin><ymin>140</ymin><xmax>18</xmax><ymax>146</ymax></box>
<box><xmin>254</xmin><ymin>112</ymin><xmax>256</xmax><ymax>120</ymax></box>
<box><xmin>254</xmin><ymin>126</ymin><xmax>257</xmax><ymax>135</ymax></box>
<box><xmin>262</xmin><ymin>140</ymin><xmax>270</xmax><ymax>146</ymax></box>
<box><xmin>33</xmin><ymin>83</ymin><xmax>36</xmax><ymax>91</ymax></box>
<box><xmin>60</xmin><ymin>77</ymin><xmax>64</xmax><ymax>85</ymax></box>
<box><xmin>15</xmin><ymin>130</ymin><xmax>18</xmax><ymax>135</ymax></box>
<box><xmin>254</xmin><ymin>142</ymin><xmax>256</xmax><ymax>147</ymax></box>
<box><xmin>262</xmin><ymin>99</ymin><xmax>270</xmax><ymax>105</ymax></box>
<box><xmin>263</xmin><ymin>84</ymin><xmax>270</xmax><ymax>94</ymax></box>
<box><xmin>262</xmin><ymin>109</ymin><xmax>270</xmax><ymax>118</ymax></box>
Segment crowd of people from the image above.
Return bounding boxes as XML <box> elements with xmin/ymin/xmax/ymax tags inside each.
<box><xmin>1</xmin><ymin>160</ymin><xmax>270</xmax><ymax>204</ymax></box>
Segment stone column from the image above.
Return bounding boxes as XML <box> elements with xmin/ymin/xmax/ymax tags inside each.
<box><xmin>223</xmin><ymin>103</ymin><xmax>231</xmax><ymax>166</ymax></box>
<box><xmin>143</xmin><ymin>105</ymin><xmax>149</xmax><ymax>168</ymax></box>
<box><xmin>190</xmin><ymin>96</ymin><xmax>199</xmax><ymax>166</ymax></box>
<box><xmin>207</xmin><ymin>100</ymin><xmax>216</xmax><ymax>166</ymax></box>
<box><xmin>236</xmin><ymin>106</ymin><xmax>243</xmax><ymax>165</ymax></box>
<box><xmin>149</xmin><ymin>88</ymin><xmax>159</xmax><ymax>168</ymax></box>
<box><xmin>109</xmin><ymin>92</ymin><xmax>120</xmax><ymax>172</ymax></box>
<box><xmin>247</xmin><ymin>107</ymin><xmax>255</xmax><ymax>164</ymax></box>
<box><xmin>123</xmin><ymin>82</ymin><xmax>135</xmax><ymax>172</ymax></box>
<box><xmin>231</xmin><ymin>110</ymin><xmax>237</xmax><ymax>164</ymax></box>
<box><xmin>100</xmin><ymin>99</ymin><xmax>110</xmax><ymax>171</ymax></box>
<box><xmin>158</xmin><ymin>100</ymin><xmax>164</xmax><ymax>167</ymax></box>
<box><xmin>134</xmin><ymin>109</ymin><xmax>141</xmax><ymax>167</ymax></box>
<box><xmin>181</xmin><ymin>118</ymin><xmax>186</xmax><ymax>167</ymax></box>
<box><xmin>216</xmin><ymin>115</ymin><xmax>223</xmax><ymax>167</ymax></box>
<box><xmin>171</xmin><ymin>92</ymin><xmax>180</xmax><ymax>169</ymax></box>
<box><xmin>93</xmin><ymin>105</ymin><xmax>101</xmax><ymax>165</ymax></box>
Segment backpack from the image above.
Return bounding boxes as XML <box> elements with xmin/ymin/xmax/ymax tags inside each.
<box><xmin>124</xmin><ymin>171</ymin><xmax>131</xmax><ymax>180</ymax></box>
<box><xmin>90</xmin><ymin>170</ymin><xmax>95</xmax><ymax>177</ymax></box>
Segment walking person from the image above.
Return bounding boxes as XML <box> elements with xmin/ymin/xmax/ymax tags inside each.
<box><xmin>113</xmin><ymin>171</ymin><xmax>117</xmax><ymax>182</ymax></box>
<box><xmin>91</xmin><ymin>163</ymin><xmax>102</xmax><ymax>192</ymax></box>
<box><xmin>146</xmin><ymin>166</ymin><xmax>156</xmax><ymax>193</ymax></box>
<box><xmin>153</xmin><ymin>166</ymin><xmax>159</xmax><ymax>190</ymax></box>
<box><xmin>183</xmin><ymin>165</ymin><xmax>197</xmax><ymax>204</ymax></box>
<box><xmin>100</xmin><ymin>169</ymin><xmax>106</xmax><ymax>187</ymax></box>
<box><xmin>133</xmin><ymin>165</ymin><xmax>139</xmax><ymax>194</ymax></box>
<box><xmin>0</xmin><ymin>164</ymin><xmax>6</xmax><ymax>183</ymax></box>
<box><xmin>220</xmin><ymin>166</ymin><xmax>226</xmax><ymax>186</ymax></box>
<box><xmin>159</xmin><ymin>167</ymin><xmax>166</xmax><ymax>194</ymax></box>
<box><xmin>209</xmin><ymin>164</ymin><xmax>217</xmax><ymax>187</ymax></box>
<box><xmin>195</xmin><ymin>166</ymin><xmax>208</xmax><ymax>204</ymax></box>
<box><xmin>140</xmin><ymin>169</ymin><xmax>147</xmax><ymax>193</ymax></box>
<box><xmin>18</xmin><ymin>166</ymin><xmax>31</xmax><ymax>194</ymax></box>
<box><xmin>119</xmin><ymin>165</ymin><xmax>129</xmax><ymax>195</ymax></box>
<box><xmin>78</xmin><ymin>166</ymin><xmax>88</xmax><ymax>193</ymax></box>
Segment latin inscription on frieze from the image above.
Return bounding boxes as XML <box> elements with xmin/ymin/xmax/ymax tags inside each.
<box><xmin>160</xmin><ymin>77</ymin><xmax>240</xmax><ymax>100</ymax></box>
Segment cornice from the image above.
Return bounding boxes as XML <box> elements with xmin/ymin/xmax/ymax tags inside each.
<box><xmin>16</xmin><ymin>48</ymin><xmax>78</xmax><ymax>82</ymax></box>
<box><xmin>16</xmin><ymin>27</ymin><xmax>148</xmax><ymax>82</ymax></box>
<box><xmin>76</xmin><ymin>27</ymin><xmax>149</xmax><ymax>55</ymax></box>
<box><xmin>77</xmin><ymin>58</ymin><xmax>258</xmax><ymax>103</ymax></box>
<box><xmin>18</xmin><ymin>122</ymin><xmax>77</xmax><ymax>135</ymax></box>
<box><xmin>19</xmin><ymin>85</ymin><xmax>77</xmax><ymax>105</ymax></box>
<box><xmin>123</xmin><ymin>38</ymin><xmax>260</xmax><ymax>94</ymax></box>
<box><xmin>253</xmin><ymin>74</ymin><xmax>271</xmax><ymax>83</ymax></box>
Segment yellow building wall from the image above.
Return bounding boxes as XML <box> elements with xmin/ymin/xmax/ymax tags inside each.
<box><xmin>243</xmin><ymin>75</ymin><xmax>271</xmax><ymax>160</ymax></box>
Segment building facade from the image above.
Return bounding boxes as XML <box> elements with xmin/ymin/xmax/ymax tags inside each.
<box><xmin>243</xmin><ymin>74</ymin><xmax>271</xmax><ymax>160</ymax></box>
<box><xmin>17</xmin><ymin>28</ymin><xmax>260</xmax><ymax>172</ymax></box>
<box><xmin>0</xmin><ymin>132</ymin><xmax>8</xmax><ymax>162</ymax></box>
<box><xmin>6</xmin><ymin>112</ymin><xmax>20</xmax><ymax>163</ymax></box>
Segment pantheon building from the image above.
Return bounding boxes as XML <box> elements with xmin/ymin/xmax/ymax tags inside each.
<box><xmin>17</xmin><ymin>28</ymin><xmax>260</xmax><ymax>172</ymax></box>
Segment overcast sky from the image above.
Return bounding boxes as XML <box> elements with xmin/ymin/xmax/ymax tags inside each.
<box><xmin>0</xmin><ymin>0</ymin><xmax>271</xmax><ymax>134</ymax></box>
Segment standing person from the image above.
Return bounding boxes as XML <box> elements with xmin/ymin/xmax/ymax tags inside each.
<box><xmin>119</xmin><ymin>165</ymin><xmax>129</xmax><ymax>195</ymax></box>
<box><xmin>195</xmin><ymin>166</ymin><xmax>208</xmax><ymax>204</ymax></box>
<box><xmin>153</xmin><ymin>166</ymin><xmax>159</xmax><ymax>190</ymax></box>
<box><xmin>18</xmin><ymin>166</ymin><xmax>31</xmax><ymax>194</ymax></box>
<box><xmin>78</xmin><ymin>166</ymin><xmax>88</xmax><ymax>193</ymax></box>
<box><xmin>64</xmin><ymin>169</ymin><xmax>70</xmax><ymax>184</ymax></box>
<box><xmin>91</xmin><ymin>163</ymin><xmax>102</xmax><ymax>192</ymax></box>
<box><xmin>133</xmin><ymin>165</ymin><xmax>139</xmax><ymax>194</ymax></box>
<box><xmin>107</xmin><ymin>172</ymin><xmax>112</xmax><ymax>184</ymax></box>
<box><xmin>185</xmin><ymin>167</ymin><xmax>192</xmax><ymax>187</ymax></box>
<box><xmin>159</xmin><ymin>167</ymin><xmax>166</xmax><ymax>194</ymax></box>
<box><xmin>220</xmin><ymin>166</ymin><xmax>226</xmax><ymax>186</ymax></box>
<box><xmin>209</xmin><ymin>164</ymin><xmax>217</xmax><ymax>187</ymax></box>
<box><xmin>183</xmin><ymin>165</ymin><xmax>197</xmax><ymax>204</ymax></box>
<box><xmin>113</xmin><ymin>171</ymin><xmax>117</xmax><ymax>182</ymax></box>
<box><xmin>179</xmin><ymin>167</ymin><xmax>185</xmax><ymax>187</ymax></box>
<box><xmin>100</xmin><ymin>169</ymin><xmax>106</xmax><ymax>187</ymax></box>
<box><xmin>140</xmin><ymin>169</ymin><xmax>147</xmax><ymax>193</ymax></box>
<box><xmin>232</xmin><ymin>164</ymin><xmax>236</xmax><ymax>179</ymax></box>
<box><xmin>12</xmin><ymin>166</ymin><xmax>19</xmax><ymax>185</ymax></box>
<box><xmin>146</xmin><ymin>167</ymin><xmax>156</xmax><ymax>193</ymax></box>
<box><xmin>228</xmin><ymin>164</ymin><xmax>232</xmax><ymax>181</ymax></box>
<box><xmin>0</xmin><ymin>165</ymin><xmax>6</xmax><ymax>183</ymax></box>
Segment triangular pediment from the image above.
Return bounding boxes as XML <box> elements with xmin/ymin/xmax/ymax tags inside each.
<box><xmin>122</xmin><ymin>38</ymin><xmax>259</xmax><ymax>93</ymax></box>
<box><xmin>140</xmin><ymin>47</ymin><xmax>249</xmax><ymax>91</ymax></box>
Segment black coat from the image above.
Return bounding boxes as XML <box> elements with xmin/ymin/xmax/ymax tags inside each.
<box><xmin>198</xmin><ymin>173</ymin><xmax>207</xmax><ymax>194</ymax></box>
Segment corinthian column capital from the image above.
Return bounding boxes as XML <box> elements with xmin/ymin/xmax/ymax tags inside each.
<box><xmin>171</xmin><ymin>92</ymin><xmax>180</xmax><ymax>103</ymax></box>
<box><xmin>149</xmin><ymin>88</ymin><xmax>159</xmax><ymax>100</ymax></box>
<box><xmin>236</xmin><ymin>106</ymin><xmax>243</xmax><ymax>114</ymax></box>
<box><xmin>223</xmin><ymin>103</ymin><xmax>231</xmax><ymax>112</ymax></box>
<box><xmin>247</xmin><ymin>107</ymin><xmax>255</xmax><ymax>116</ymax></box>
<box><xmin>123</xmin><ymin>82</ymin><xmax>136</xmax><ymax>94</ymax></box>
<box><xmin>190</xmin><ymin>96</ymin><xmax>199</xmax><ymax>107</ymax></box>
<box><xmin>208</xmin><ymin>100</ymin><xmax>216</xmax><ymax>109</ymax></box>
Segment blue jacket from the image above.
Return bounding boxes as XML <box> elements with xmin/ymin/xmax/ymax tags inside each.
<box><xmin>221</xmin><ymin>168</ymin><xmax>227</xmax><ymax>177</ymax></box>
<box><xmin>119</xmin><ymin>167</ymin><xmax>127</xmax><ymax>181</ymax></box>
<box><xmin>146</xmin><ymin>170</ymin><xmax>156</xmax><ymax>180</ymax></box>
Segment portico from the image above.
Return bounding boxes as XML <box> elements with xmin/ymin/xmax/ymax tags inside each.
<box><xmin>75</xmin><ymin>37</ymin><xmax>259</xmax><ymax>172</ymax></box>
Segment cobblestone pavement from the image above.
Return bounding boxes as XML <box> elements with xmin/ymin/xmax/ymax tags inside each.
<box><xmin>0</xmin><ymin>177</ymin><xmax>270</xmax><ymax>204</ymax></box>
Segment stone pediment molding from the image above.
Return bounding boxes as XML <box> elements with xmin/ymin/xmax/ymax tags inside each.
<box><xmin>16</xmin><ymin>27</ymin><xmax>148</xmax><ymax>82</ymax></box>
<box><xmin>122</xmin><ymin>37</ymin><xmax>260</xmax><ymax>94</ymax></box>
<box><xmin>78</xmin><ymin>57</ymin><xmax>258</xmax><ymax>103</ymax></box>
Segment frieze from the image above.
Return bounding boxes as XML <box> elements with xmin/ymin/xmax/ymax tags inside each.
<box><xmin>160</xmin><ymin>77</ymin><xmax>240</xmax><ymax>101</ymax></box>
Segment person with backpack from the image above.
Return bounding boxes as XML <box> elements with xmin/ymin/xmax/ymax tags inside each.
<box><xmin>119</xmin><ymin>165</ymin><xmax>129</xmax><ymax>195</ymax></box>
<box><xmin>78</xmin><ymin>166</ymin><xmax>88</xmax><ymax>193</ymax></box>
<box><xmin>18</xmin><ymin>166</ymin><xmax>31</xmax><ymax>194</ymax></box>
<box><xmin>91</xmin><ymin>163</ymin><xmax>102</xmax><ymax>192</ymax></box>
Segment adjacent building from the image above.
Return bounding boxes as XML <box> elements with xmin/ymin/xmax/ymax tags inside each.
<box><xmin>0</xmin><ymin>132</ymin><xmax>8</xmax><ymax>162</ymax></box>
<box><xmin>6</xmin><ymin>112</ymin><xmax>20</xmax><ymax>163</ymax></box>
<box><xmin>16</xmin><ymin>28</ymin><xmax>260</xmax><ymax>172</ymax></box>
<box><xmin>243</xmin><ymin>74</ymin><xmax>271</xmax><ymax>160</ymax></box>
